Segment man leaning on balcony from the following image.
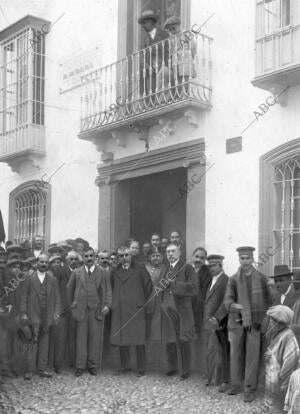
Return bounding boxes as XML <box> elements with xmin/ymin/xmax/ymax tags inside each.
<box><xmin>138</xmin><ymin>10</ymin><xmax>169</xmax><ymax>97</ymax></box>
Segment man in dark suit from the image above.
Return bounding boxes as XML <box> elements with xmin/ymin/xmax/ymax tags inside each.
<box><xmin>138</xmin><ymin>10</ymin><xmax>169</xmax><ymax>97</ymax></box>
<box><xmin>161</xmin><ymin>243</ymin><xmax>198</xmax><ymax>380</ymax></box>
<box><xmin>191</xmin><ymin>246</ymin><xmax>211</xmax><ymax>334</ymax></box>
<box><xmin>203</xmin><ymin>255</ymin><xmax>229</xmax><ymax>392</ymax></box>
<box><xmin>21</xmin><ymin>254</ymin><xmax>61</xmax><ymax>379</ymax></box>
<box><xmin>110</xmin><ymin>246</ymin><xmax>153</xmax><ymax>376</ymax></box>
<box><xmin>67</xmin><ymin>247</ymin><xmax>111</xmax><ymax>376</ymax></box>
<box><xmin>271</xmin><ymin>265</ymin><xmax>298</xmax><ymax>309</ymax></box>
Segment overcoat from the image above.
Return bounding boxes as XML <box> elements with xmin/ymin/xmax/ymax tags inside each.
<box><xmin>161</xmin><ymin>260</ymin><xmax>198</xmax><ymax>343</ymax></box>
<box><xmin>272</xmin><ymin>284</ymin><xmax>299</xmax><ymax>309</ymax></box>
<box><xmin>202</xmin><ymin>272</ymin><xmax>229</xmax><ymax>330</ymax></box>
<box><xmin>20</xmin><ymin>271</ymin><xmax>61</xmax><ymax>328</ymax></box>
<box><xmin>110</xmin><ymin>261</ymin><xmax>153</xmax><ymax>346</ymax></box>
<box><xmin>66</xmin><ymin>265</ymin><xmax>112</xmax><ymax>322</ymax></box>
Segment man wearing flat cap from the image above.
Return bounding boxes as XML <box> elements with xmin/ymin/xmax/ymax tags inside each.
<box><xmin>203</xmin><ymin>255</ymin><xmax>229</xmax><ymax>392</ymax></box>
<box><xmin>271</xmin><ymin>265</ymin><xmax>298</xmax><ymax>308</ymax></box>
<box><xmin>138</xmin><ymin>10</ymin><xmax>169</xmax><ymax>97</ymax></box>
<box><xmin>224</xmin><ymin>246</ymin><xmax>273</xmax><ymax>402</ymax></box>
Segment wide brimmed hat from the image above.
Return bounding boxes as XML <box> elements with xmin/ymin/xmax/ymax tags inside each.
<box><xmin>48</xmin><ymin>244</ymin><xmax>65</xmax><ymax>255</ymax></box>
<box><xmin>49</xmin><ymin>255</ymin><xmax>61</xmax><ymax>264</ymax></box>
<box><xmin>75</xmin><ymin>238</ymin><xmax>89</xmax><ymax>250</ymax></box>
<box><xmin>57</xmin><ymin>241</ymin><xmax>73</xmax><ymax>252</ymax></box>
<box><xmin>138</xmin><ymin>10</ymin><xmax>158</xmax><ymax>24</ymax></box>
<box><xmin>163</xmin><ymin>15</ymin><xmax>181</xmax><ymax>29</ymax></box>
<box><xmin>6</xmin><ymin>258</ymin><xmax>22</xmax><ymax>267</ymax></box>
<box><xmin>271</xmin><ymin>264</ymin><xmax>293</xmax><ymax>279</ymax></box>
<box><xmin>6</xmin><ymin>244</ymin><xmax>23</xmax><ymax>253</ymax></box>
<box><xmin>23</xmin><ymin>256</ymin><xmax>38</xmax><ymax>265</ymax></box>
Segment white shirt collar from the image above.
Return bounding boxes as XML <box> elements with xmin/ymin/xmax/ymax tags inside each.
<box><xmin>85</xmin><ymin>265</ymin><xmax>95</xmax><ymax>274</ymax></box>
<box><xmin>170</xmin><ymin>259</ymin><xmax>179</xmax><ymax>269</ymax></box>
<box><xmin>34</xmin><ymin>249</ymin><xmax>42</xmax><ymax>258</ymax></box>
<box><xmin>149</xmin><ymin>27</ymin><xmax>157</xmax><ymax>40</ymax></box>
<box><xmin>210</xmin><ymin>271</ymin><xmax>223</xmax><ymax>290</ymax></box>
<box><xmin>37</xmin><ymin>269</ymin><xmax>46</xmax><ymax>283</ymax></box>
<box><xmin>281</xmin><ymin>284</ymin><xmax>292</xmax><ymax>304</ymax></box>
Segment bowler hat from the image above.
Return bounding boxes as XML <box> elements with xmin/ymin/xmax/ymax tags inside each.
<box><xmin>6</xmin><ymin>244</ymin><xmax>22</xmax><ymax>253</ymax></box>
<box><xmin>271</xmin><ymin>264</ymin><xmax>293</xmax><ymax>279</ymax></box>
<box><xmin>138</xmin><ymin>10</ymin><xmax>158</xmax><ymax>24</ymax></box>
<box><xmin>163</xmin><ymin>15</ymin><xmax>181</xmax><ymax>29</ymax></box>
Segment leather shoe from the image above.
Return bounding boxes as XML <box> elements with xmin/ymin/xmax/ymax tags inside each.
<box><xmin>227</xmin><ymin>387</ymin><xmax>242</xmax><ymax>395</ymax></box>
<box><xmin>38</xmin><ymin>370</ymin><xmax>52</xmax><ymax>378</ymax></box>
<box><xmin>88</xmin><ymin>368</ymin><xmax>97</xmax><ymax>376</ymax></box>
<box><xmin>218</xmin><ymin>383</ymin><xmax>229</xmax><ymax>393</ymax></box>
<box><xmin>180</xmin><ymin>373</ymin><xmax>190</xmax><ymax>381</ymax></box>
<box><xmin>75</xmin><ymin>368</ymin><xmax>84</xmax><ymax>377</ymax></box>
<box><xmin>24</xmin><ymin>372</ymin><xmax>33</xmax><ymax>380</ymax></box>
<box><xmin>165</xmin><ymin>370</ymin><xmax>178</xmax><ymax>377</ymax></box>
<box><xmin>244</xmin><ymin>392</ymin><xmax>255</xmax><ymax>403</ymax></box>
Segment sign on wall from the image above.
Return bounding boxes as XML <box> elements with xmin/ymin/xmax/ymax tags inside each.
<box><xmin>60</xmin><ymin>45</ymin><xmax>102</xmax><ymax>93</ymax></box>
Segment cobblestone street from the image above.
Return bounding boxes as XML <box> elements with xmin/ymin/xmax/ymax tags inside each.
<box><xmin>0</xmin><ymin>371</ymin><xmax>273</xmax><ymax>414</ymax></box>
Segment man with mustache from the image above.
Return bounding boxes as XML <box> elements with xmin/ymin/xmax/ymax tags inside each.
<box><xmin>21</xmin><ymin>254</ymin><xmax>61</xmax><ymax>379</ymax></box>
<box><xmin>67</xmin><ymin>247</ymin><xmax>111</xmax><ymax>376</ymax></box>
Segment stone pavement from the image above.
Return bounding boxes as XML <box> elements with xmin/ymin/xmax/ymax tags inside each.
<box><xmin>0</xmin><ymin>371</ymin><xmax>279</xmax><ymax>414</ymax></box>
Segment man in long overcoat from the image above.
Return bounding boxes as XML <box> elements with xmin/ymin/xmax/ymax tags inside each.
<box><xmin>160</xmin><ymin>243</ymin><xmax>198</xmax><ymax>380</ymax></box>
<box><xmin>67</xmin><ymin>247</ymin><xmax>111</xmax><ymax>376</ymax></box>
<box><xmin>110</xmin><ymin>246</ymin><xmax>153</xmax><ymax>376</ymax></box>
<box><xmin>203</xmin><ymin>255</ymin><xmax>229</xmax><ymax>391</ymax></box>
<box><xmin>224</xmin><ymin>246</ymin><xmax>273</xmax><ymax>402</ymax></box>
<box><xmin>20</xmin><ymin>254</ymin><xmax>61</xmax><ymax>379</ymax></box>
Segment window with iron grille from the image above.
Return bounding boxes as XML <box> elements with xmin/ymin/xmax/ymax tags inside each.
<box><xmin>9</xmin><ymin>181</ymin><xmax>50</xmax><ymax>246</ymax></box>
<box><xmin>0</xmin><ymin>21</ymin><xmax>45</xmax><ymax>136</ymax></box>
<box><xmin>274</xmin><ymin>158</ymin><xmax>300</xmax><ymax>271</ymax></box>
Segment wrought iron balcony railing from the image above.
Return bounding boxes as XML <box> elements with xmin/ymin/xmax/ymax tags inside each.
<box><xmin>80</xmin><ymin>30</ymin><xmax>212</xmax><ymax>135</ymax></box>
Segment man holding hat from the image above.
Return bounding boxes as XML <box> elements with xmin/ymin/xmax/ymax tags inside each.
<box><xmin>203</xmin><ymin>254</ymin><xmax>229</xmax><ymax>391</ymax></box>
<box><xmin>224</xmin><ymin>246</ymin><xmax>273</xmax><ymax>402</ymax></box>
<box><xmin>271</xmin><ymin>264</ymin><xmax>298</xmax><ymax>308</ymax></box>
<box><xmin>138</xmin><ymin>10</ymin><xmax>169</xmax><ymax>97</ymax></box>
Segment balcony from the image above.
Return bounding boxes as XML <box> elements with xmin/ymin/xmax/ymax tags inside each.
<box><xmin>252</xmin><ymin>23</ymin><xmax>300</xmax><ymax>92</ymax></box>
<box><xmin>79</xmin><ymin>30</ymin><xmax>212</xmax><ymax>144</ymax></box>
<box><xmin>0</xmin><ymin>124</ymin><xmax>45</xmax><ymax>171</ymax></box>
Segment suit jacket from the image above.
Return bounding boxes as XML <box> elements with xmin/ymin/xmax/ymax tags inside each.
<box><xmin>20</xmin><ymin>271</ymin><xmax>61</xmax><ymax>327</ymax></box>
<box><xmin>272</xmin><ymin>284</ymin><xmax>298</xmax><ymax>309</ymax></box>
<box><xmin>161</xmin><ymin>259</ymin><xmax>198</xmax><ymax>343</ymax></box>
<box><xmin>67</xmin><ymin>265</ymin><xmax>112</xmax><ymax>322</ymax></box>
<box><xmin>142</xmin><ymin>27</ymin><xmax>169</xmax><ymax>70</ymax></box>
<box><xmin>52</xmin><ymin>265</ymin><xmax>71</xmax><ymax>313</ymax></box>
<box><xmin>203</xmin><ymin>272</ymin><xmax>228</xmax><ymax>330</ymax></box>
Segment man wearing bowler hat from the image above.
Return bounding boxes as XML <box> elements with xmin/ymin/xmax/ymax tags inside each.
<box><xmin>224</xmin><ymin>246</ymin><xmax>273</xmax><ymax>402</ymax></box>
<box><xmin>271</xmin><ymin>265</ymin><xmax>298</xmax><ymax>308</ymax></box>
<box><xmin>203</xmin><ymin>254</ymin><xmax>229</xmax><ymax>392</ymax></box>
<box><xmin>138</xmin><ymin>10</ymin><xmax>169</xmax><ymax>97</ymax></box>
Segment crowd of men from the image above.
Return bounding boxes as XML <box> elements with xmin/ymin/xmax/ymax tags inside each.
<box><xmin>1</xmin><ymin>232</ymin><xmax>300</xmax><ymax>412</ymax></box>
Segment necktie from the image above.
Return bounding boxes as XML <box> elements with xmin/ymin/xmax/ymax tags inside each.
<box><xmin>88</xmin><ymin>269</ymin><xmax>92</xmax><ymax>278</ymax></box>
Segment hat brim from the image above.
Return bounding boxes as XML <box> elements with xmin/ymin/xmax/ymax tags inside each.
<box><xmin>138</xmin><ymin>15</ymin><xmax>158</xmax><ymax>24</ymax></box>
<box><xmin>270</xmin><ymin>272</ymin><xmax>293</xmax><ymax>278</ymax></box>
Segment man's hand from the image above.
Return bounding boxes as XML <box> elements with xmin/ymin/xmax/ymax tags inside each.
<box><xmin>208</xmin><ymin>317</ymin><xmax>219</xmax><ymax>330</ymax></box>
<box><xmin>101</xmin><ymin>305</ymin><xmax>110</xmax><ymax>315</ymax></box>
<box><xmin>20</xmin><ymin>312</ymin><xmax>28</xmax><ymax>320</ymax></box>
<box><xmin>70</xmin><ymin>302</ymin><xmax>77</xmax><ymax>309</ymax></box>
<box><xmin>230</xmin><ymin>303</ymin><xmax>244</xmax><ymax>312</ymax></box>
<box><xmin>53</xmin><ymin>313</ymin><xmax>60</xmax><ymax>321</ymax></box>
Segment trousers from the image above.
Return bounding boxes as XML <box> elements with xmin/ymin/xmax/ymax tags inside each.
<box><xmin>166</xmin><ymin>342</ymin><xmax>191</xmax><ymax>375</ymax></box>
<box><xmin>119</xmin><ymin>345</ymin><xmax>146</xmax><ymax>372</ymax></box>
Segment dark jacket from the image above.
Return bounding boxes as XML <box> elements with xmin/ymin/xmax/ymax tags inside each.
<box><xmin>272</xmin><ymin>284</ymin><xmax>299</xmax><ymax>309</ymax></box>
<box><xmin>161</xmin><ymin>259</ymin><xmax>198</xmax><ymax>343</ymax></box>
<box><xmin>203</xmin><ymin>272</ymin><xmax>228</xmax><ymax>330</ymax></box>
<box><xmin>20</xmin><ymin>271</ymin><xmax>61</xmax><ymax>328</ymax></box>
<box><xmin>142</xmin><ymin>27</ymin><xmax>169</xmax><ymax>70</ymax></box>
<box><xmin>110</xmin><ymin>261</ymin><xmax>153</xmax><ymax>346</ymax></box>
<box><xmin>67</xmin><ymin>265</ymin><xmax>112</xmax><ymax>322</ymax></box>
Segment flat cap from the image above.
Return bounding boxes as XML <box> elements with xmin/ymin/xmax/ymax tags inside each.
<box><xmin>23</xmin><ymin>256</ymin><xmax>38</xmax><ymax>265</ymax></box>
<box><xmin>163</xmin><ymin>15</ymin><xmax>181</xmax><ymax>29</ymax></box>
<box><xmin>57</xmin><ymin>241</ymin><xmax>73</xmax><ymax>251</ymax></box>
<box><xmin>236</xmin><ymin>246</ymin><xmax>255</xmax><ymax>255</ymax></box>
<box><xmin>138</xmin><ymin>10</ymin><xmax>158</xmax><ymax>24</ymax></box>
<box><xmin>48</xmin><ymin>244</ymin><xmax>65</xmax><ymax>255</ymax></box>
<box><xmin>207</xmin><ymin>254</ymin><xmax>224</xmax><ymax>264</ymax></box>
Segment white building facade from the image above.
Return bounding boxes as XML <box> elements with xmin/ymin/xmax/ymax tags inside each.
<box><xmin>0</xmin><ymin>0</ymin><xmax>299</xmax><ymax>275</ymax></box>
